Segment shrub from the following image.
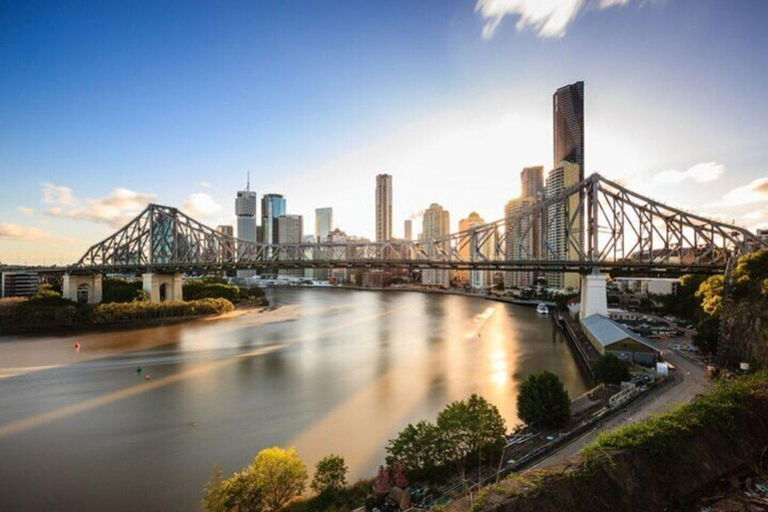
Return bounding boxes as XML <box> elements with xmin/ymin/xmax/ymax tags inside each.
<box><xmin>594</xmin><ymin>355</ymin><xmax>631</xmax><ymax>384</ymax></box>
<box><xmin>102</xmin><ymin>278</ymin><xmax>147</xmax><ymax>303</ymax></box>
<box><xmin>517</xmin><ymin>371</ymin><xmax>571</xmax><ymax>429</ymax></box>
<box><xmin>92</xmin><ymin>298</ymin><xmax>233</xmax><ymax>323</ymax></box>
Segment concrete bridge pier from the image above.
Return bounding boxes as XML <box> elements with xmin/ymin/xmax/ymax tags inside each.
<box><xmin>142</xmin><ymin>272</ymin><xmax>183</xmax><ymax>302</ymax></box>
<box><xmin>580</xmin><ymin>270</ymin><xmax>608</xmax><ymax>319</ymax></box>
<box><xmin>63</xmin><ymin>273</ymin><xmax>103</xmax><ymax>304</ymax></box>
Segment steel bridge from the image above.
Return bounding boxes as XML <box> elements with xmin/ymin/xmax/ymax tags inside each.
<box><xmin>69</xmin><ymin>173</ymin><xmax>764</xmax><ymax>277</ymax></box>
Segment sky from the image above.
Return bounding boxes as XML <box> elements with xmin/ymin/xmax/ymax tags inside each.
<box><xmin>1</xmin><ymin>0</ymin><xmax>768</xmax><ymax>265</ymax></box>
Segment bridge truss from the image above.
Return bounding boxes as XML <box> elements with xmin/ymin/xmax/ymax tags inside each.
<box><xmin>72</xmin><ymin>174</ymin><xmax>765</xmax><ymax>276</ymax></box>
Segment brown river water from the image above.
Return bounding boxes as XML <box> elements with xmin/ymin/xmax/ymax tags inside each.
<box><xmin>0</xmin><ymin>288</ymin><xmax>588</xmax><ymax>511</ymax></box>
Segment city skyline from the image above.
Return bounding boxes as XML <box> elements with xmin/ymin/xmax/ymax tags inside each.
<box><xmin>3</xmin><ymin>1</ymin><xmax>768</xmax><ymax>264</ymax></box>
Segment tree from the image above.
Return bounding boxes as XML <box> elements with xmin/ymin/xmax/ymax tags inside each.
<box><xmin>386</xmin><ymin>420</ymin><xmax>446</xmax><ymax>480</ymax></box>
<box><xmin>436</xmin><ymin>394</ymin><xmax>506</xmax><ymax>482</ymax></box>
<box><xmin>311</xmin><ymin>455</ymin><xmax>347</xmax><ymax>495</ymax></box>
<box><xmin>594</xmin><ymin>354</ymin><xmax>631</xmax><ymax>384</ymax></box>
<box><xmin>516</xmin><ymin>371</ymin><xmax>570</xmax><ymax>429</ymax></box>
<box><xmin>203</xmin><ymin>465</ymin><xmax>263</xmax><ymax>512</ymax></box>
<box><xmin>252</xmin><ymin>447</ymin><xmax>308</xmax><ymax>511</ymax></box>
<box><xmin>693</xmin><ymin>316</ymin><xmax>720</xmax><ymax>354</ymax></box>
<box><xmin>696</xmin><ymin>275</ymin><xmax>724</xmax><ymax>317</ymax></box>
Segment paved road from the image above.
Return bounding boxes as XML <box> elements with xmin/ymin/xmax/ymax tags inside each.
<box><xmin>531</xmin><ymin>337</ymin><xmax>713</xmax><ymax>468</ymax></box>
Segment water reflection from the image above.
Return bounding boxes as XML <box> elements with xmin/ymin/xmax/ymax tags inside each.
<box><xmin>0</xmin><ymin>289</ymin><xmax>589</xmax><ymax>512</ymax></box>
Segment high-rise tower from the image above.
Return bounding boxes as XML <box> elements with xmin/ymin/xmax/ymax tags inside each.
<box><xmin>235</xmin><ymin>174</ymin><xmax>257</xmax><ymax>247</ymax></box>
<box><xmin>235</xmin><ymin>174</ymin><xmax>258</xmax><ymax>278</ymax></box>
<box><xmin>375</xmin><ymin>174</ymin><xmax>392</xmax><ymax>242</ymax></box>
<box><xmin>261</xmin><ymin>193</ymin><xmax>286</xmax><ymax>245</ymax></box>
<box><xmin>553</xmin><ymin>81</ymin><xmax>584</xmax><ymax>180</ymax></box>
<box><xmin>521</xmin><ymin>166</ymin><xmax>544</xmax><ymax>199</ymax></box>
<box><xmin>421</xmin><ymin>203</ymin><xmax>450</xmax><ymax>287</ymax></box>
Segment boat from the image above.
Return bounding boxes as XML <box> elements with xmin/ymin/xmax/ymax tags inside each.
<box><xmin>536</xmin><ymin>303</ymin><xmax>549</xmax><ymax>315</ymax></box>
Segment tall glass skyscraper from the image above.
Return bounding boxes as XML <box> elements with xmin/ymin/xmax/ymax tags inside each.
<box><xmin>553</xmin><ymin>81</ymin><xmax>584</xmax><ymax>179</ymax></box>
<box><xmin>261</xmin><ymin>193</ymin><xmax>286</xmax><ymax>245</ymax></box>
<box><xmin>375</xmin><ymin>174</ymin><xmax>392</xmax><ymax>242</ymax></box>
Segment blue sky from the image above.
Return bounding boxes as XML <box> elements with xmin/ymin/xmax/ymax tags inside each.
<box><xmin>2</xmin><ymin>0</ymin><xmax>768</xmax><ymax>264</ymax></box>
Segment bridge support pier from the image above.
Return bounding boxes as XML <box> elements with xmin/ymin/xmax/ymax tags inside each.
<box><xmin>580</xmin><ymin>271</ymin><xmax>608</xmax><ymax>320</ymax></box>
<box><xmin>62</xmin><ymin>273</ymin><xmax>103</xmax><ymax>304</ymax></box>
<box><xmin>142</xmin><ymin>273</ymin><xmax>183</xmax><ymax>302</ymax></box>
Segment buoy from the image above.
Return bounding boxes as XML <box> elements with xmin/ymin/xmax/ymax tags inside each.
<box><xmin>136</xmin><ymin>366</ymin><xmax>142</xmax><ymax>374</ymax></box>
<box><xmin>74</xmin><ymin>342</ymin><xmax>80</xmax><ymax>350</ymax></box>
<box><xmin>145</xmin><ymin>375</ymin><xmax>151</xmax><ymax>381</ymax></box>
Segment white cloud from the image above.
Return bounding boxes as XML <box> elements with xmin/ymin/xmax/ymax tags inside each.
<box><xmin>475</xmin><ymin>0</ymin><xmax>636</xmax><ymax>39</ymax></box>
<box><xmin>42</xmin><ymin>182</ymin><xmax>75</xmax><ymax>206</ymax></box>
<box><xmin>198</xmin><ymin>181</ymin><xmax>212</xmax><ymax>189</ymax></box>
<box><xmin>183</xmin><ymin>193</ymin><xmax>221</xmax><ymax>218</ymax></box>
<box><xmin>648</xmin><ymin>161</ymin><xmax>725</xmax><ymax>186</ymax></box>
<box><xmin>0</xmin><ymin>223</ymin><xmax>70</xmax><ymax>242</ymax></box>
<box><xmin>41</xmin><ymin>184</ymin><xmax>157</xmax><ymax>228</ymax></box>
<box><xmin>719</xmin><ymin>177</ymin><xmax>768</xmax><ymax>207</ymax></box>
<box><xmin>17</xmin><ymin>206</ymin><xmax>36</xmax><ymax>216</ymax></box>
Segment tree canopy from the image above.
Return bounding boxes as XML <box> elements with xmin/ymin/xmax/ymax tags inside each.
<box><xmin>516</xmin><ymin>371</ymin><xmax>571</xmax><ymax>429</ymax></box>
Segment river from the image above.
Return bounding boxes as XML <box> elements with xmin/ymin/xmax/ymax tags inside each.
<box><xmin>0</xmin><ymin>288</ymin><xmax>589</xmax><ymax>511</ymax></box>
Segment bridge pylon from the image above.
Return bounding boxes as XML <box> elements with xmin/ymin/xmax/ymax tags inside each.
<box><xmin>63</xmin><ymin>273</ymin><xmax>103</xmax><ymax>304</ymax></box>
<box><xmin>579</xmin><ymin>270</ymin><xmax>608</xmax><ymax>320</ymax></box>
<box><xmin>142</xmin><ymin>272</ymin><xmax>182</xmax><ymax>303</ymax></box>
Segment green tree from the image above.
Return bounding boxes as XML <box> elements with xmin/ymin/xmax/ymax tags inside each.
<box><xmin>594</xmin><ymin>354</ymin><xmax>631</xmax><ymax>384</ymax></box>
<box><xmin>385</xmin><ymin>420</ymin><xmax>446</xmax><ymax>479</ymax></box>
<box><xmin>436</xmin><ymin>394</ymin><xmax>506</xmax><ymax>482</ymax></box>
<box><xmin>252</xmin><ymin>447</ymin><xmax>308</xmax><ymax>511</ymax></box>
<box><xmin>516</xmin><ymin>371</ymin><xmax>571</xmax><ymax>429</ymax></box>
<box><xmin>310</xmin><ymin>455</ymin><xmax>347</xmax><ymax>495</ymax></box>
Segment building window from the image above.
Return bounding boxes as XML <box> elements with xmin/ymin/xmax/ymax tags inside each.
<box><xmin>77</xmin><ymin>284</ymin><xmax>90</xmax><ymax>304</ymax></box>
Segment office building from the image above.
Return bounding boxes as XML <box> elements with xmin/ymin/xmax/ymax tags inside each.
<box><xmin>276</xmin><ymin>214</ymin><xmax>303</xmax><ymax>278</ymax></box>
<box><xmin>553</xmin><ymin>81</ymin><xmax>585</xmax><ymax>179</ymax></box>
<box><xmin>375</xmin><ymin>174</ymin><xmax>392</xmax><ymax>242</ymax></box>
<box><xmin>315</xmin><ymin>207</ymin><xmax>333</xmax><ymax>242</ymax></box>
<box><xmin>544</xmin><ymin>161</ymin><xmax>582</xmax><ymax>290</ymax></box>
<box><xmin>312</xmin><ymin>207</ymin><xmax>333</xmax><ymax>280</ymax></box>
<box><xmin>1</xmin><ymin>272</ymin><xmax>38</xmax><ymax>298</ymax></box>
<box><xmin>421</xmin><ymin>203</ymin><xmax>450</xmax><ymax>287</ymax></box>
<box><xmin>404</xmin><ymin>219</ymin><xmax>412</xmax><ymax>241</ymax></box>
<box><xmin>261</xmin><ymin>193</ymin><xmax>287</xmax><ymax>245</ymax></box>
<box><xmin>235</xmin><ymin>177</ymin><xmax>258</xmax><ymax>278</ymax></box>
<box><xmin>217</xmin><ymin>225</ymin><xmax>235</xmax><ymax>263</ymax></box>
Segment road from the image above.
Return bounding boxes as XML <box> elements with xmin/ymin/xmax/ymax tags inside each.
<box><xmin>531</xmin><ymin>337</ymin><xmax>712</xmax><ymax>468</ymax></box>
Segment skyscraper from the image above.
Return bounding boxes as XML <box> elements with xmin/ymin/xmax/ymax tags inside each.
<box><xmin>261</xmin><ymin>193</ymin><xmax>287</xmax><ymax>245</ymax></box>
<box><xmin>504</xmin><ymin>197</ymin><xmax>537</xmax><ymax>288</ymax></box>
<box><xmin>235</xmin><ymin>176</ymin><xmax>257</xmax><ymax>278</ymax></box>
<box><xmin>375</xmin><ymin>174</ymin><xmax>392</xmax><ymax>242</ymax></box>
<box><xmin>544</xmin><ymin>161</ymin><xmax>582</xmax><ymax>290</ymax></box>
<box><xmin>217</xmin><ymin>225</ymin><xmax>235</xmax><ymax>262</ymax></box>
<box><xmin>521</xmin><ymin>166</ymin><xmax>544</xmax><ymax>199</ymax></box>
<box><xmin>553</xmin><ymin>81</ymin><xmax>584</xmax><ymax>180</ymax></box>
<box><xmin>458</xmin><ymin>212</ymin><xmax>489</xmax><ymax>289</ymax></box>
<box><xmin>315</xmin><ymin>207</ymin><xmax>333</xmax><ymax>242</ymax></box>
<box><xmin>277</xmin><ymin>214</ymin><xmax>303</xmax><ymax>278</ymax></box>
<box><xmin>313</xmin><ymin>207</ymin><xmax>333</xmax><ymax>280</ymax></box>
<box><xmin>421</xmin><ymin>203</ymin><xmax>450</xmax><ymax>287</ymax></box>
<box><xmin>404</xmin><ymin>219</ymin><xmax>412</xmax><ymax>241</ymax></box>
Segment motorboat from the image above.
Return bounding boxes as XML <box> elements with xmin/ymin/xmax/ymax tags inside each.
<box><xmin>536</xmin><ymin>303</ymin><xmax>549</xmax><ymax>315</ymax></box>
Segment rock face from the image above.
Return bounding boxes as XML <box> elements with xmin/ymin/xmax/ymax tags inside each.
<box><xmin>470</xmin><ymin>392</ymin><xmax>768</xmax><ymax>512</ymax></box>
